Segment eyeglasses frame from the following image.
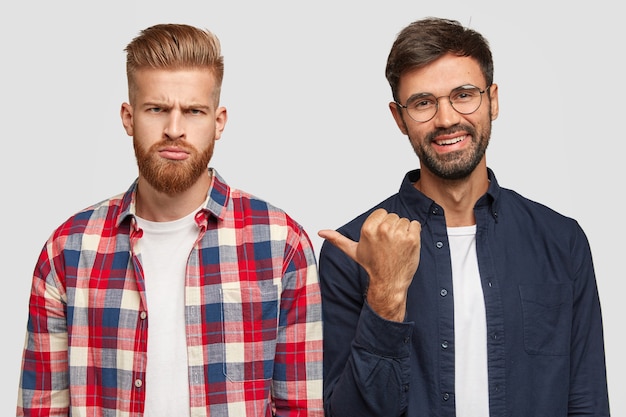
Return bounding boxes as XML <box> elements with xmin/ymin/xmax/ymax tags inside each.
<box><xmin>395</xmin><ymin>84</ymin><xmax>491</xmax><ymax>123</ymax></box>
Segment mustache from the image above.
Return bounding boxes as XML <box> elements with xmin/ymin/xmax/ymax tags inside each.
<box><xmin>426</xmin><ymin>124</ymin><xmax>476</xmax><ymax>142</ymax></box>
<box><xmin>150</xmin><ymin>140</ymin><xmax>195</xmax><ymax>152</ymax></box>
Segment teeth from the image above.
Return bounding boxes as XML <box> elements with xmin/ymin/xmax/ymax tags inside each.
<box><xmin>436</xmin><ymin>135</ymin><xmax>465</xmax><ymax>145</ymax></box>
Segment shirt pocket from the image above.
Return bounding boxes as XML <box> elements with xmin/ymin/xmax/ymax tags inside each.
<box><xmin>221</xmin><ymin>283</ymin><xmax>280</xmax><ymax>381</ymax></box>
<box><xmin>519</xmin><ymin>284</ymin><xmax>572</xmax><ymax>356</ymax></box>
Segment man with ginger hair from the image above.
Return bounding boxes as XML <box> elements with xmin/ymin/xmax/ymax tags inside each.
<box><xmin>17</xmin><ymin>23</ymin><xmax>323</xmax><ymax>416</ymax></box>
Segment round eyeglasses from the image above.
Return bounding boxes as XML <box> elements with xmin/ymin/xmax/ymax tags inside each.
<box><xmin>395</xmin><ymin>84</ymin><xmax>490</xmax><ymax>123</ymax></box>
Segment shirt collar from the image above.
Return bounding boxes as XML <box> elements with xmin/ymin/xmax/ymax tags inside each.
<box><xmin>115</xmin><ymin>167</ymin><xmax>232</xmax><ymax>228</ymax></box>
<box><xmin>398</xmin><ymin>167</ymin><xmax>500</xmax><ymax>223</ymax></box>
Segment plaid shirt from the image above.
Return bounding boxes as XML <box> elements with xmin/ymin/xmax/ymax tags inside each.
<box><xmin>17</xmin><ymin>169</ymin><xmax>323</xmax><ymax>417</ymax></box>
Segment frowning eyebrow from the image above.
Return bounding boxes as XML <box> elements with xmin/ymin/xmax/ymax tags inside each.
<box><xmin>141</xmin><ymin>101</ymin><xmax>212</xmax><ymax>112</ymax></box>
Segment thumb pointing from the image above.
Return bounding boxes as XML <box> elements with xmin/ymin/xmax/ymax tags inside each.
<box><xmin>318</xmin><ymin>229</ymin><xmax>358</xmax><ymax>262</ymax></box>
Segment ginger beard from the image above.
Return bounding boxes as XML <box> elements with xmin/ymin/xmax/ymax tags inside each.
<box><xmin>133</xmin><ymin>138</ymin><xmax>214</xmax><ymax>195</ymax></box>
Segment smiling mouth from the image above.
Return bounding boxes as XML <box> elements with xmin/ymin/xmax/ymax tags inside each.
<box><xmin>435</xmin><ymin>135</ymin><xmax>467</xmax><ymax>146</ymax></box>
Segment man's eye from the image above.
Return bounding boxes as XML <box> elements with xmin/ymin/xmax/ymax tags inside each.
<box><xmin>411</xmin><ymin>98</ymin><xmax>436</xmax><ymax>110</ymax></box>
<box><xmin>452</xmin><ymin>88</ymin><xmax>479</xmax><ymax>102</ymax></box>
<box><xmin>149</xmin><ymin>107</ymin><xmax>162</xmax><ymax>113</ymax></box>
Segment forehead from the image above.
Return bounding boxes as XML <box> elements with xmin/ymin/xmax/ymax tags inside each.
<box><xmin>398</xmin><ymin>54</ymin><xmax>486</xmax><ymax>99</ymax></box>
<box><xmin>131</xmin><ymin>67</ymin><xmax>216</xmax><ymax>105</ymax></box>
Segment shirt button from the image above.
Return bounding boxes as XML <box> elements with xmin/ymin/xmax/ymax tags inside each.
<box><xmin>440</xmin><ymin>288</ymin><xmax>448</xmax><ymax>297</ymax></box>
<box><xmin>140</xmin><ymin>311</ymin><xmax>147</xmax><ymax>320</ymax></box>
<box><xmin>404</xmin><ymin>336</ymin><xmax>410</xmax><ymax>344</ymax></box>
<box><xmin>134</xmin><ymin>379</ymin><xmax>143</xmax><ymax>388</ymax></box>
<box><xmin>442</xmin><ymin>392</ymin><xmax>450</xmax><ymax>401</ymax></box>
<box><xmin>441</xmin><ymin>341</ymin><xmax>448</xmax><ymax>349</ymax></box>
<box><xmin>436</xmin><ymin>241</ymin><xmax>444</xmax><ymax>249</ymax></box>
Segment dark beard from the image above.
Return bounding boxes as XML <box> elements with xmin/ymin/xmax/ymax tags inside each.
<box><xmin>412</xmin><ymin>123</ymin><xmax>490</xmax><ymax>180</ymax></box>
<box><xmin>134</xmin><ymin>139</ymin><xmax>214</xmax><ymax>195</ymax></box>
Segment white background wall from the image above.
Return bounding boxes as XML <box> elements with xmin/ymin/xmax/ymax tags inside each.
<box><xmin>1</xmin><ymin>1</ymin><xmax>622</xmax><ymax>415</ymax></box>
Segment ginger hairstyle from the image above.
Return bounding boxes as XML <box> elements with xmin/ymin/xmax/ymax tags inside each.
<box><xmin>385</xmin><ymin>17</ymin><xmax>494</xmax><ymax>102</ymax></box>
<box><xmin>124</xmin><ymin>23</ymin><xmax>224</xmax><ymax>104</ymax></box>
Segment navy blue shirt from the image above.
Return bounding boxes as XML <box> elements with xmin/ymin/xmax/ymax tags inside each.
<box><xmin>319</xmin><ymin>168</ymin><xmax>610</xmax><ymax>417</ymax></box>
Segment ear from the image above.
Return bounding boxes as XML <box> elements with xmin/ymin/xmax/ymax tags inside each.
<box><xmin>120</xmin><ymin>102</ymin><xmax>134</xmax><ymax>136</ymax></box>
<box><xmin>389</xmin><ymin>101</ymin><xmax>409</xmax><ymax>135</ymax></box>
<box><xmin>488</xmin><ymin>84</ymin><xmax>499</xmax><ymax>121</ymax></box>
<box><xmin>214</xmin><ymin>106</ymin><xmax>228</xmax><ymax>140</ymax></box>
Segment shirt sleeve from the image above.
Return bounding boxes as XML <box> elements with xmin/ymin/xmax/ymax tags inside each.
<box><xmin>319</xmin><ymin>239</ymin><xmax>413</xmax><ymax>417</ymax></box>
<box><xmin>272</xmin><ymin>226</ymin><xmax>324</xmax><ymax>417</ymax></box>
<box><xmin>17</xmin><ymin>240</ymin><xmax>70</xmax><ymax>416</ymax></box>
<box><xmin>567</xmin><ymin>222</ymin><xmax>610</xmax><ymax>416</ymax></box>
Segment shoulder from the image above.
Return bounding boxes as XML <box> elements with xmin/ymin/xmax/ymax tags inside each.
<box><xmin>500</xmin><ymin>187</ymin><xmax>575</xmax><ymax>222</ymax></box>
<box><xmin>226</xmin><ymin>188</ymin><xmax>314</xmax><ymax>249</ymax></box>
<box><xmin>51</xmin><ymin>192</ymin><xmax>127</xmax><ymax>239</ymax></box>
<box><xmin>497</xmin><ymin>187</ymin><xmax>587</xmax><ymax>243</ymax></box>
<box><xmin>228</xmin><ymin>188</ymin><xmax>295</xmax><ymax>225</ymax></box>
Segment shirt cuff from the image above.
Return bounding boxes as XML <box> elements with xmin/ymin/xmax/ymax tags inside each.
<box><xmin>353</xmin><ymin>301</ymin><xmax>413</xmax><ymax>358</ymax></box>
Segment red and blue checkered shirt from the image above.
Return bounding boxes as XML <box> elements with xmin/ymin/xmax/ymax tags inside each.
<box><xmin>17</xmin><ymin>169</ymin><xmax>324</xmax><ymax>416</ymax></box>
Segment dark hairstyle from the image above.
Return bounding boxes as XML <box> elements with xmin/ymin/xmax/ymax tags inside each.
<box><xmin>385</xmin><ymin>17</ymin><xmax>494</xmax><ymax>101</ymax></box>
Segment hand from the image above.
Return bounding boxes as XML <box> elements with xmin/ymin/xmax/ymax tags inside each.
<box><xmin>319</xmin><ymin>208</ymin><xmax>421</xmax><ymax>321</ymax></box>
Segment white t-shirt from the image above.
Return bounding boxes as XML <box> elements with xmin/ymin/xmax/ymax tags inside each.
<box><xmin>448</xmin><ymin>225</ymin><xmax>489</xmax><ymax>417</ymax></box>
<box><xmin>136</xmin><ymin>209</ymin><xmax>200</xmax><ymax>416</ymax></box>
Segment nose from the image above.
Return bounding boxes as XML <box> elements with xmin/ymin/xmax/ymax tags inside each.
<box><xmin>164</xmin><ymin>110</ymin><xmax>185</xmax><ymax>140</ymax></box>
<box><xmin>432</xmin><ymin>97</ymin><xmax>461</xmax><ymax>127</ymax></box>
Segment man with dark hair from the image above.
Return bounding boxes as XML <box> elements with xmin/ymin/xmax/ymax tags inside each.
<box><xmin>319</xmin><ymin>17</ymin><xmax>610</xmax><ymax>417</ymax></box>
